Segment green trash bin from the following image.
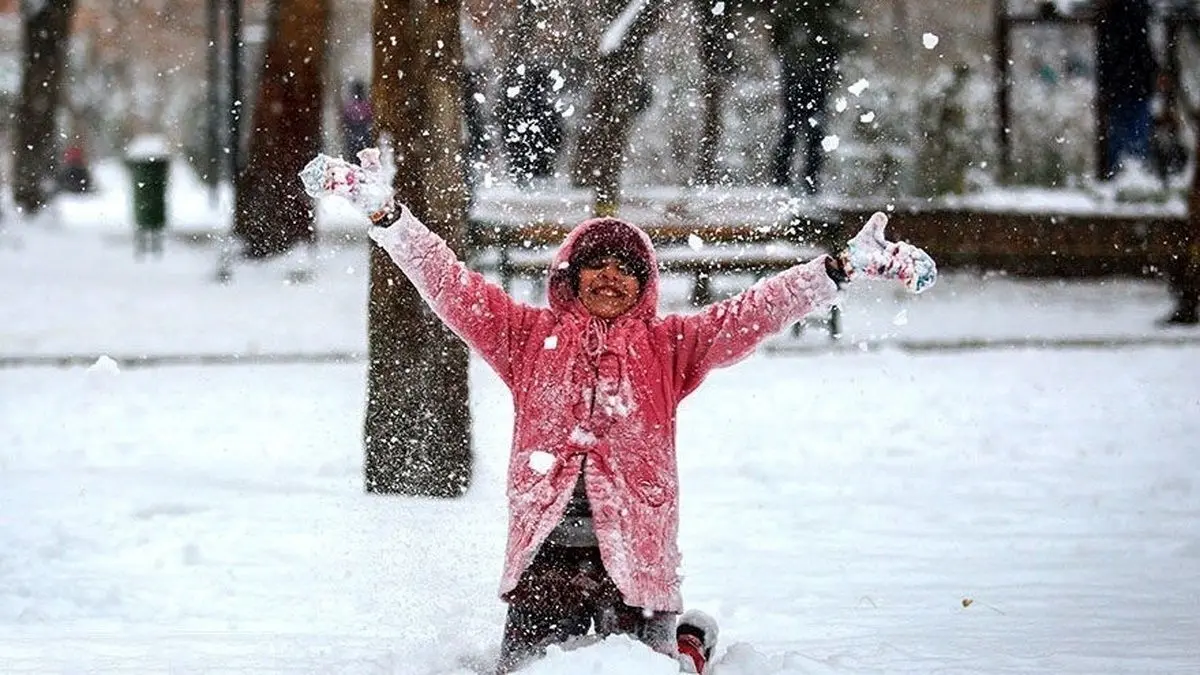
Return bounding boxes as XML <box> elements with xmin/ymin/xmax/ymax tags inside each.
<box><xmin>125</xmin><ymin>138</ymin><xmax>170</xmax><ymax>257</ymax></box>
<box><xmin>128</xmin><ymin>156</ymin><xmax>169</xmax><ymax>230</ymax></box>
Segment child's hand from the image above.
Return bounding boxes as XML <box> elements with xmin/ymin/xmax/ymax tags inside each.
<box><xmin>837</xmin><ymin>212</ymin><xmax>937</xmax><ymax>293</ymax></box>
<box><xmin>298</xmin><ymin>148</ymin><xmax>397</xmax><ymax>224</ymax></box>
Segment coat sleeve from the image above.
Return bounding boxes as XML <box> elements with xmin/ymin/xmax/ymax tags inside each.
<box><xmin>662</xmin><ymin>257</ymin><xmax>839</xmax><ymax>398</ymax></box>
<box><xmin>369</xmin><ymin>206</ymin><xmax>540</xmax><ymax>387</ymax></box>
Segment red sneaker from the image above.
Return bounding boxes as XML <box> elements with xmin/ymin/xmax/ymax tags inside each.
<box><xmin>676</xmin><ymin>610</ymin><xmax>718</xmax><ymax>673</ymax></box>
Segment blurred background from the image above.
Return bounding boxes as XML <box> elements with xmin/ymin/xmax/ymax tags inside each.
<box><xmin>1</xmin><ymin>2</ymin><xmax>1198</xmax><ymax>312</ymax></box>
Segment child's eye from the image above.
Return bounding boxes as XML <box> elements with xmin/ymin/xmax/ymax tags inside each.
<box><xmin>583</xmin><ymin>257</ymin><xmax>634</xmax><ymax>275</ymax></box>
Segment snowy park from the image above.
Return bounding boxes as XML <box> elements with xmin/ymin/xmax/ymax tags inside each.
<box><xmin>2</xmin><ymin>161</ymin><xmax>1199</xmax><ymax>673</ymax></box>
<box><xmin>3</xmin><ymin>0</ymin><xmax>1200</xmax><ymax>670</ymax></box>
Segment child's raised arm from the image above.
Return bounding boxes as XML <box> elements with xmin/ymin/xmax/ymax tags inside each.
<box><xmin>664</xmin><ymin>257</ymin><xmax>838</xmax><ymax>397</ymax></box>
<box><xmin>299</xmin><ymin>150</ymin><xmax>540</xmax><ymax>387</ymax></box>
<box><xmin>368</xmin><ymin>206</ymin><xmax>541</xmax><ymax>388</ymax></box>
<box><xmin>664</xmin><ymin>212</ymin><xmax>936</xmax><ymax>398</ymax></box>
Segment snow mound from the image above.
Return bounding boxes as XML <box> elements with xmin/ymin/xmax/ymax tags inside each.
<box><xmin>503</xmin><ymin>636</ymin><xmax>840</xmax><ymax>675</ymax></box>
<box><xmin>710</xmin><ymin>642</ymin><xmax>841</xmax><ymax>674</ymax></box>
<box><xmin>517</xmin><ymin>636</ymin><xmax>680</xmax><ymax>674</ymax></box>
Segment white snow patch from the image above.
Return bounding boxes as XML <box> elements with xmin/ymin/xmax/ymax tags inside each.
<box><xmin>528</xmin><ymin>450</ymin><xmax>556</xmax><ymax>475</ymax></box>
<box><xmin>125</xmin><ymin>134</ymin><xmax>169</xmax><ymax>159</ymax></box>
<box><xmin>821</xmin><ymin>135</ymin><xmax>840</xmax><ymax>152</ymax></box>
<box><xmin>892</xmin><ymin>309</ymin><xmax>909</xmax><ymax>326</ymax></box>
<box><xmin>847</xmin><ymin>78</ymin><xmax>869</xmax><ymax>96</ymax></box>
<box><xmin>519</xmin><ymin>636</ymin><xmax>680</xmax><ymax>674</ymax></box>
<box><xmin>711</xmin><ymin>1</ymin><xmax>726</xmax><ymax>15</ymax></box>
<box><xmin>569</xmin><ymin>425</ymin><xmax>598</xmax><ymax>447</ymax></box>
<box><xmin>922</xmin><ymin>33</ymin><xmax>940</xmax><ymax>50</ymax></box>
<box><xmin>87</xmin><ymin>355</ymin><xmax>121</xmax><ymax>374</ymax></box>
<box><xmin>688</xmin><ymin>233</ymin><xmax>705</xmax><ymax>251</ymax></box>
<box><xmin>859</xmin><ymin>110</ymin><xmax>876</xmax><ymax>123</ymax></box>
<box><xmin>834</xmin><ymin>97</ymin><xmax>848</xmax><ymax>113</ymax></box>
<box><xmin>600</xmin><ymin>0</ymin><xmax>651</xmax><ymax>55</ymax></box>
<box><xmin>544</xmin><ymin>335</ymin><xmax>559</xmax><ymax>350</ymax></box>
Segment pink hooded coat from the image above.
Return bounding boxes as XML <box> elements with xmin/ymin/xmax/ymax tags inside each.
<box><xmin>370</xmin><ymin>208</ymin><xmax>838</xmax><ymax>612</ymax></box>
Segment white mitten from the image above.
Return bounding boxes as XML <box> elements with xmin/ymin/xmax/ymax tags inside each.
<box><xmin>838</xmin><ymin>211</ymin><xmax>937</xmax><ymax>293</ymax></box>
<box><xmin>298</xmin><ymin>148</ymin><xmax>396</xmax><ymax>223</ymax></box>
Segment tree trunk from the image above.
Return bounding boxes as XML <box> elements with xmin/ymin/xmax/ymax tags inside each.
<box><xmin>365</xmin><ymin>0</ymin><xmax>472</xmax><ymax>497</ymax></box>
<box><xmin>232</xmin><ymin>0</ymin><xmax>329</xmax><ymax>259</ymax></box>
<box><xmin>13</xmin><ymin>0</ymin><xmax>76</xmax><ymax>215</ymax></box>
<box><xmin>692</xmin><ymin>0</ymin><xmax>736</xmax><ymax>186</ymax></box>
<box><xmin>570</xmin><ymin>0</ymin><xmax>667</xmax><ymax>215</ymax></box>
<box><xmin>1168</xmin><ymin>123</ymin><xmax>1200</xmax><ymax>324</ymax></box>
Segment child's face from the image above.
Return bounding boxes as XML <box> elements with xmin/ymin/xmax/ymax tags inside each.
<box><xmin>577</xmin><ymin>256</ymin><xmax>642</xmax><ymax>320</ymax></box>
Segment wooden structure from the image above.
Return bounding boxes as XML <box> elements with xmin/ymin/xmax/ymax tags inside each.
<box><xmin>994</xmin><ymin>1</ymin><xmax>1099</xmax><ymax>180</ymax></box>
<box><xmin>838</xmin><ymin>206</ymin><xmax>1188</xmax><ymax>277</ymax></box>
<box><xmin>995</xmin><ymin>1</ymin><xmax>1200</xmax><ymax>182</ymax></box>
<box><xmin>458</xmin><ymin>186</ymin><xmax>1192</xmax><ymax>340</ymax></box>
<box><xmin>467</xmin><ymin>187</ymin><xmax>840</xmax><ymax>298</ymax></box>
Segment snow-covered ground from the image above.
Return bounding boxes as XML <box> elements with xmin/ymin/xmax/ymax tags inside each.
<box><xmin>2</xmin><ymin>164</ymin><xmax>1199</xmax><ymax>673</ymax></box>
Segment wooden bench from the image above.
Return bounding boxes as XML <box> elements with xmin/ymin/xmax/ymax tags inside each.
<box><xmin>464</xmin><ymin>186</ymin><xmax>844</xmax><ymax>337</ymax></box>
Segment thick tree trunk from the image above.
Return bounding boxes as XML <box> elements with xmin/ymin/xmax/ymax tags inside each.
<box><xmin>365</xmin><ymin>0</ymin><xmax>472</xmax><ymax>496</ymax></box>
<box><xmin>570</xmin><ymin>0</ymin><xmax>666</xmax><ymax>215</ymax></box>
<box><xmin>232</xmin><ymin>0</ymin><xmax>329</xmax><ymax>258</ymax></box>
<box><xmin>13</xmin><ymin>0</ymin><xmax>76</xmax><ymax>215</ymax></box>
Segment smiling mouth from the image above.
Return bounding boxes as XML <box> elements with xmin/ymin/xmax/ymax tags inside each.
<box><xmin>592</xmin><ymin>287</ymin><xmax>625</xmax><ymax>298</ymax></box>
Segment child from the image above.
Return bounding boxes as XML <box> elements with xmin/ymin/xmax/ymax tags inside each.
<box><xmin>304</xmin><ymin>150</ymin><xmax>936</xmax><ymax>673</ymax></box>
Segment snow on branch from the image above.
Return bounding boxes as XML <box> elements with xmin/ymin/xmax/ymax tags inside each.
<box><xmin>599</xmin><ymin>0</ymin><xmax>653</xmax><ymax>56</ymax></box>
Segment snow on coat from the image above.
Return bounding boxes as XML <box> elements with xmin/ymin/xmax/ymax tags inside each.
<box><xmin>369</xmin><ymin>208</ymin><xmax>838</xmax><ymax>612</ymax></box>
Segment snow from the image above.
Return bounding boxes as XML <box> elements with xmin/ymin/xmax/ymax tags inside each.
<box><xmin>125</xmin><ymin>134</ymin><xmax>170</xmax><ymax>160</ymax></box>
<box><xmin>2</xmin><ymin>164</ymin><xmax>1199</xmax><ymax>673</ymax></box>
<box><xmin>529</xmin><ymin>451</ymin><xmax>556</xmax><ymax>475</ymax></box>
<box><xmin>600</xmin><ymin>0</ymin><xmax>651</xmax><ymax>56</ymax></box>
<box><xmin>847</xmin><ymin>79</ymin><xmax>869</xmax><ymax>97</ymax></box>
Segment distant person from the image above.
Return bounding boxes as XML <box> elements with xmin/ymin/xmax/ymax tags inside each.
<box><xmin>59</xmin><ymin>144</ymin><xmax>92</xmax><ymax>193</ymax></box>
<box><xmin>769</xmin><ymin>1</ymin><xmax>850</xmax><ymax>194</ymax></box>
<box><xmin>341</xmin><ymin>79</ymin><xmax>373</xmax><ymax>159</ymax></box>
<box><xmin>1096</xmin><ymin>0</ymin><xmax>1158</xmax><ymax>179</ymax></box>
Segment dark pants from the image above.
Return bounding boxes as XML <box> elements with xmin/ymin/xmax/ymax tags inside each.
<box><xmin>772</xmin><ymin>67</ymin><xmax>833</xmax><ymax>194</ymax></box>
<box><xmin>1103</xmin><ymin>98</ymin><xmax>1151</xmax><ymax>179</ymax></box>
<box><xmin>497</xmin><ymin>545</ymin><xmax>675</xmax><ymax>673</ymax></box>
